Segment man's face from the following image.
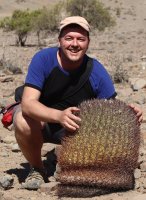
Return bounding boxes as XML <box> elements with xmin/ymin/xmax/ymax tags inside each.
<box><xmin>59</xmin><ymin>26</ymin><xmax>90</xmax><ymax>63</ymax></box>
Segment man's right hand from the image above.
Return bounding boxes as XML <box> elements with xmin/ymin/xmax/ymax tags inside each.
<box><xmin>58</xmin><ymin>107</ymin><xmax>81</xmax><ymax>132</ymax></box>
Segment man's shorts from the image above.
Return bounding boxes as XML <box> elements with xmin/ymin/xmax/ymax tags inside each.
<box><xmin>42</xmin><ymin>123</ymin><xmax>65</xmax><ymax>144</ymax></box>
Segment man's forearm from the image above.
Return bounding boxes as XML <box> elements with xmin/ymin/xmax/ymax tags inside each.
<box><xmin>21</xmin><ymin>99</ymin><xmax>62</xmax><ymax>123</ymax></box>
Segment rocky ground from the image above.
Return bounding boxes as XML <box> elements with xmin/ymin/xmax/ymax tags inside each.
<box><xmin>0</xmin><ymin>0</ymin><xmax>146</xmax><ymax>199</ymax></box>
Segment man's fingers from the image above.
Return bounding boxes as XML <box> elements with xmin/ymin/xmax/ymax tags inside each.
<box><xmin>63</xmin><ymin>121</ymin><xmax>79</xmax><ymax>132</ymax></box>
<box><xmin>69</xmin><ymin>112</ymin><xmax>81</xmax><ymax>122</ymax></box>
<box><xmin>129</xmin><ymin>104</ymin><xmax>143</xmax><ymax>124</ymax></box>
<box><xmin>66</xmin><ymin>116</ymin><xmax>80</xmax><ymax>128</ymax></box>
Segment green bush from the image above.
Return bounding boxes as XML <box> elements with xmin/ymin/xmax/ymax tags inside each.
<box><xmin>66</xmin><ymin>0</ymin><xmax>116</xmax><ymax>31</ymax></box>
<box><xmin>31</xmin><ymin>6</ymin><xmax>60</xmax><ymax>33</ymax></box>
<box><xmin>31</xmin><ymin>3</ymin><xmax>63</xmax><ymax>45</ymax></box>
<box><xmin>11</xmin><ymin>9</ymin><xmax>33</xmax><ymax>46</ymax></box>
<box><xmin>0</xmin><ymin>16</ymin><xmax>12</xmax><ymax>31</ymax></box>
<box><xmin>0</xmin><ymin>3</ymin><xmax>64</xmax><ymax>46</ymax></box>
<box><xmin>0</xmin><ymin>9</ymin><xmax>35</xmax><ymax>46</ymax></box>
<box><xmin>0</xmin><ymin>0</ymin><xmax>116</xmax><ymax>46</ymax></box>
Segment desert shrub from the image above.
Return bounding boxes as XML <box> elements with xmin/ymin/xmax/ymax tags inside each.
<box><xmin>31</xmin><ymin>3</ymin><xmax>64</xmax><ymax>45</ymax></box>
<box><xmin>107</xmin><ymin>55</ymin><xmax>129</xmax><ymax>84</ymax></box>
<box><xmin>112</xmin><ymin>65</ymin><xmax>129</xmax><ymax>83</ymax></box>
<box><xmin>0</xmin><ymin>9</ymin><xmax>35</xmax><ymax>46</ymax></box>
<box><xmin>12</xmin><ymin>9</ymin><xmax>33</xmax><ymax>46</ymax></box>
<box><xmin>0</xmin><ymin>0</ymin><xmax>115</xmax><ymax>46</ymax></box>
<box><xmin>0</xmin><ymin>52</ymin><xmax>22</xmax><ymax>74</ymax></box>
<box><xmin>115</xmin><ymin>7</ymin><xmax>121</xmax><ymax>17</ymax></box>
<box><xmin>0</xmin><ymin>3</ymin><xmax>64</xmax><ymax>46</ymax></box>
<box><xmin>0</xmin><ymin>17</ymin><xmax>12</xmax><ymax>31</ymax></box>
<box><xmin>31</xmin><ymin>6</ymin><xmax>61</xmax><ymax>33</ymax></box>
<box><xmin>65</xmin><ymin>0</ymin><xmax>115</xmax><ymax>31</ymax></box>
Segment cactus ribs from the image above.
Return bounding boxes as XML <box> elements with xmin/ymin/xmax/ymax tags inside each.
<box><xmin>56</xmin><ymin>99</ymin><xmax>140</xmax><ymax>197</ymax></box>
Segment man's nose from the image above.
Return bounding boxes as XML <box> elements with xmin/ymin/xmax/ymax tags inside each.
<box><xmin>71</xmin><ymin>39</ymin><xmax>78</xmax><ymax>46</ymax></box>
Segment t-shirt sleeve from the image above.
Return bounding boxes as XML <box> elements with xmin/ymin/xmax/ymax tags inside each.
<box><xmin>25</xmin><ymin>51</ymin><xmax>46</xmax><ymax>91</ymax></box>
<box><xmin>90</xmin><ymin>59</ymin><xmax>116</xmax><ymax>99</ymax></box>
<box><xmin>98</xmin><ymin>75</ymin><xmax>116</xmax><ymax>99</ymax></box>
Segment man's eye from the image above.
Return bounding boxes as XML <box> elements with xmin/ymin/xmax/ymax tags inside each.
<box><xmin>78</xmin><ymin>38</ymin><xmax>86</xmax><ymax>42</ymax></box>
<box><xmin>65</xmin><ymin>37</ymin><xmax>72</xmax><ymax>41</ymax></box>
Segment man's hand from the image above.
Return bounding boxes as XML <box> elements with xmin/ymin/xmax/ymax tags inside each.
<box><xmin>59</xmin><ymin>107</ymin><xmax>81</xmax><ymax>132</ymax></box>
<box><xmin>129</xmin><ymin>104</ymin><xmax>143</xmax><ymax>125</ymax></box>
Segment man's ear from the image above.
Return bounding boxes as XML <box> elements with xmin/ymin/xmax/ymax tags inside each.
<box><xmin>58</xmin><ymin>38</ymin><xmax>61</xmax><ymax>47</ymax></box>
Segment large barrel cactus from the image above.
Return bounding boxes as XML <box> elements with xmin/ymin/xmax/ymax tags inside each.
<box><xmin>56</xmin><ymin>99</ymin><xmax>140</xmax><ymax>197</ymax></box>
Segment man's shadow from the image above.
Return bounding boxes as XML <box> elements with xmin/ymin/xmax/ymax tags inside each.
<box><xmin>5</xmin><ymin>149</ymin><xmax>57</xmax><ymax>183</ymax></box>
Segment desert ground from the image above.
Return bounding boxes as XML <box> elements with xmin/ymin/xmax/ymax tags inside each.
<box><xmin>0</xmin><ymin>0</ymin><xmax>146</xmax><ymax>199</ymax></box>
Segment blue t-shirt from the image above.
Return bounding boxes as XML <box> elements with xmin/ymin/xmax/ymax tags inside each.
<box><xmin>25</xmin><ymin>47</ymin><xmax>116</xmax><ymax>100</ymax></box>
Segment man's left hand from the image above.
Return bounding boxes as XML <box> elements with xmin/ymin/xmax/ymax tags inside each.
<box><xmin>129</xmin><ymin>104</ymin><xmax>143</xmax><ymax>125</ymax></box>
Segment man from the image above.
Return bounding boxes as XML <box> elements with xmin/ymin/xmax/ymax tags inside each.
<box><xmin>13</xmin><ymin>16</ymin><xmax>143</xmax><ymax>190</ymax></box>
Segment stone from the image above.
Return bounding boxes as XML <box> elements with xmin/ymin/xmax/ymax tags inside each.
<box><xmin>39</xmin><ymin>182</ymin><xmax>58</xmax><ymax>194</ymax></box>
<box><xmin>48</xmin><ymin>176</ymin><xmax>56</xmax><ymax>182</ymax></box>
<box><xmin>0</xmin><ymin>76</ymin><xmax>14</xmax><ymax>83</ymax></box>
<box><xmin>41</xmin><ymin>143</ymin><xmax>57</xmax><ymax>157</ymax></box>
<box><xmin>134</xmin><ymin>168</ymin><xmax>142</xmax><ymax>179</ymax></box>
<box><xmin>0</xmin><ymin>174</ymin><xmax>14</xmax><ymax>189</ymax></box>
<box><xmin>132</xmin><ymin>78</ymin><xmax>146</xmax><ymax>91</ymax></box>
<box><xmin>143</xmin><ymin>179</ymin><xmax>146</xmax><ymax>189</ymax></box>
<box><xmin>3</xmin><ymin>136</ymin><xmax>16</xmax><ymax>144</ymax></box>
<box><xmin>135</xmin><ymin>180</ymin><xmax>141</xmax><ymax>189</ymax></box>
<box><xmin>11</xmin><ymin>143</ymin><xmax>20</xmax><ymax>152</ymax></box>
<box><xmin>140</xmin><ymin>162</ymin><xmax>146</xmax><ymax>172</ymax></box>
<box><xmin>1</xmin><ymin>152</ymin><xmax>9</xmax><ymax>157</ymax></box>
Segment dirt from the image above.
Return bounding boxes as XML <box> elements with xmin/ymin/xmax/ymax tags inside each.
<box><xmin>0</xmin><ymin>0</ymin><xmax>146</xmax><ymax>199</ymax></box>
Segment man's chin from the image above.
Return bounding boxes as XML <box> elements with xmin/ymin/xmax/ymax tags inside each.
<box><xmin>68</xmin><ymin>56</ymin><xmax>81</xmax><ymax>63</ymax></box>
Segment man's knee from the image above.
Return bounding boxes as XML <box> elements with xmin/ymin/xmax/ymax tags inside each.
<box><xmin>13</xmin><ymin>108</ymin><xmax>42</xmax><ymax>136</ymax></box>
<box><xmin>13</xmin><ymin>110</ymin><xmax>30</xmax><ymax>134</ymax></box>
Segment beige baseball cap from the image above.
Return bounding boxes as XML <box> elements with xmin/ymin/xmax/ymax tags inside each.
<box><xmin>59</xmin><ymin>16</ymin><xmax>90</xmax><ymax>32</ymax></box>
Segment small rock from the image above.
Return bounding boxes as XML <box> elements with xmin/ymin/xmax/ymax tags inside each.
<box><xmin>1</xmin><ymin>152</ymin><xmax>9</xmax><ymax>157</ymax></box>
<box><xmin>138</xmin><ymin>156</ymin><xmax>144</xmax><ymax>165</ymax></box>
<box><xmin>55</xmin><ymin>163</ymin><xmax>61</xmax><ymax>174</ymax></box>
<box><xmin>134</xmin><ymin>168</ymin><xmax>142</xmax><ymax>179</ymax></box>
<box><xmin>48</xmin><ymin>176</ymin><xmax>56</xmax><ymax>182</ymax></box>
<box><xmin>0</xmin><ymin>76</ymin><xmax>14</xmax><ymax>83</ymax></box>
<box><xmin>140</xmin><ymin>162</ymin><xmax>146</xmax><ymax>172</ymax></box>
<box><xmin>0</xmin><ymin>174</ymin><xmax>14</xmax><ymax>189</ymax></box>
<box><xmin>132</xmin><ymin>78</ymin><xmax>146</xmax><ymax>91</ymax></box>
<box><xmin>11</xmin><ymin>143</ymin><xmax>20</xmax><ymax>152</ymax></box>
<box><xmin>3</xmin><ymin>136</ymin><xmax>16</xmax><ymax>144</ymax></box>
<box><xmin>135</xmin><ymin>180</ymin><xmax>141</xmax><ymax>189</ymax></box>
<box><xmin>39</xmin><ymin>182</ymin><xmax>58</xmax><ymax>194</ymax></box>
<box><xmin>41</xmin><ymin>143</ymin><xmax>56</xmax><ymax>157</ymax></box>
<box><xmin>143</xmin><ymin>179</ymin><xmax>146</xmax><ymax>189</ymax></box>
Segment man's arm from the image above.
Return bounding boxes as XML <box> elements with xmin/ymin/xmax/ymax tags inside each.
<box><xmin>21</xmin><ymin>86</ymin><xmax>81</xmax><ymax>131</ymax></box>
